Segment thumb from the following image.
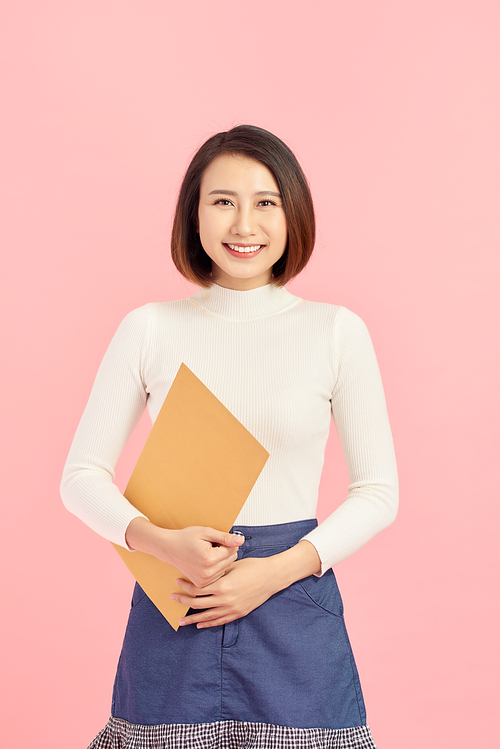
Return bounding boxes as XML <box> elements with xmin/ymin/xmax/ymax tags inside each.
<box><xmin>205</xmin><ymin>528</ymin><xmax>245</xmax><ymax>548</ymax></box>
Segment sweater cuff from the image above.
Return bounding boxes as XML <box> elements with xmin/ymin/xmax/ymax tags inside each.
<box><xmin>120</xmin><ymin>510</ymin><xmax>149</xmax><ymax>551</ymax></box>
<box><xmin>300</xmin><ymin>529</ymin><xmax>331</xmax><ymax>576</ymax></box>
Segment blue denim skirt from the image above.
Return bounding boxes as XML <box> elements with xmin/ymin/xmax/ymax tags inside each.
<box><xmin>89</xmin><ymin>520</ymin><xmax>377</xmax><ymax>748</ymax></box>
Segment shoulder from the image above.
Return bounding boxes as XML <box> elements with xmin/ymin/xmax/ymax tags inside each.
<box><xmin>292</xmin><ymin>300</ymin><xmax>376</xmax><ymax>379</ymax></box>
<box><xmin>295</xmin><ymin>297</ymin><xmax>370</xmax><ymax>337</ymax></box>
<box><xmin>116</xmin><ymin>297</ymin><xmax>194</xmax><ymax>331</ymax></box>
<box><xmin>102</xmin><ymin>299</ymin><xmax>194</xmax><ymax>372</ymax></box>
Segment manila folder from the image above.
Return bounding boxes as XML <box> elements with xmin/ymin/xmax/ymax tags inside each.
<box><xmin>112</xmin><ymin>362</ymin><xmax>269</xmax><ymax>630</ymax></box>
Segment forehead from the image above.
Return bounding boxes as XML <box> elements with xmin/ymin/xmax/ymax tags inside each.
<box><xmin>200</xmin><ymin>154</ymin><xmax>279</xmax><ymax>191</ymax></box>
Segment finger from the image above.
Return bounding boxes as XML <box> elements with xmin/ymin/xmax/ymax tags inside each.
<box><xmin>210</xmin><ymin>547</ymin><xmax>238</xmax><ymax>582</ymax></box>
<box><xmin>196</xmin><ymin>617</ymin><xmax>235</xmax><ymax>629</ymax></box>
<box><xmin>175</xmin><ymin>578</ymin><xmax>199</xmax><ymax>595</ymax></box>
<box><xmin>178</xmin><ymin>608</ymin><xmax>229</xmax><ymax>627</ymax></box>
<box><xmin>170</xmin><ymin>592</ymin><xmax>218</xmax><ymax>609</ymax></box>
<box><xmin>209</xmin><ymin>552</ymin><xmax>238</xmax><ymax>575</ymax></box>
<box><xmin>207</xmin><ymin>547</ymin><xmax>239</xmax><ymax>567</ymax></box>
<box><xmin>178</xmin><ymin>563</ymin><xmax>231</xmax><ymax>590</ymax></box>
<box><xmin>193</xmin><ymin>551</ymin><xmax>237</xmax><ymax>586</ymax></box>
<box><xmin>199</xmin><ymin>562</ymin><xmax>237</xmax><ymax>590</ymax></box>
<box><xmin>195</xmin><ymin>611</ymin><xmax>240</xmax><ymax>628</ymax></box>
<box><xmin>205</xmin><ymin>529</ymin><xmax>245</xmax><ymax>549</ymax></box>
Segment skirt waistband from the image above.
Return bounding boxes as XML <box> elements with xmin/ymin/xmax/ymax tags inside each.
<box><xmin>229</xmin><ymin>519</ymin><xmax>317</xmax><ymax>549</ymax></box>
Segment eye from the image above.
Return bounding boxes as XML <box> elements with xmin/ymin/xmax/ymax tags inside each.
<box><xmin>258</xmin><ymin>199</ymin><xmax>277</xmax><ymax>207</ymax></box>
<box><xmin>213</xmin><ymin>198</ymin><xmax>233</xmax><ymax>206</ymax></box>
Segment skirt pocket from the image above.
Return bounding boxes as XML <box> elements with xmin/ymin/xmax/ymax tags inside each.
<box><xmin>297</xmin><ymin>568</ymin><xmax>344</xmax><ymax>618</ymax></box>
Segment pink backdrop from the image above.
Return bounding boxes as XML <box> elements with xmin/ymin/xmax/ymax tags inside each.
<box><xmin>1</xmin><ymin>1</ymin><xmax>498</xmax><ymax>747</ymax></box>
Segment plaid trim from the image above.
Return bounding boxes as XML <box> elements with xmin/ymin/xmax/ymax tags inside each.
<box><xmin>88</xmin><ymin>717</ymin><xmax>378</xmax><ymax>749</ymax></box>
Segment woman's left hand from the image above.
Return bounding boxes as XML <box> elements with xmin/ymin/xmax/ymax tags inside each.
<box><xmin>171</xmin><ymin>556</ymin><xmax>280</xmax><ymax>628</ymax></box>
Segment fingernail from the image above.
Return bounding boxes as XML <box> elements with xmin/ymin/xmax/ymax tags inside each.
<box><xmin>178</xmin><ymin>619</ymin><xmax>186</xmax><ymax>626</ymax></box>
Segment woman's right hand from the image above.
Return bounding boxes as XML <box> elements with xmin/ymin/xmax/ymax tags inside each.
<box><xmin>125</xmin><ymin>517</ymin><xmax>245</xmax><ymax>588</ymax></box>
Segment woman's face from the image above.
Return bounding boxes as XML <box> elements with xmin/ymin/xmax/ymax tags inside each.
<box><xmin>198</xmin><ymin>154</ymin><xmax>287</xmax><ymax>290</ymax></box>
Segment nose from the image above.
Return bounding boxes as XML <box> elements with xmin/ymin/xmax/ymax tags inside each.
<box><xmin>231</xmin><ymin>205</ymin><xmax>257</xmax><ymax>237</ymax></box>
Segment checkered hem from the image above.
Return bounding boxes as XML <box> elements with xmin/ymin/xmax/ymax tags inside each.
<box><xmin>88</xmin><ymin>717</ymin><xmax>378</xmax><ymax>748</ymax></box>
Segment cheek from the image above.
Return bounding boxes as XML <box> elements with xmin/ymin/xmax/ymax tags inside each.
<box><xmin>199</xmin><ymin>209</ymin><xmax>225</xmax><ymax>243</ymax></box>
<box><xmin>269</xmin><ymin>215</ymin><xmax>288</xmax><ymax>246</ymax></box>
<box><xmin>198</xmin><ymin>212</ymin><xmax>213</xmax><ymax>245</ymax></box>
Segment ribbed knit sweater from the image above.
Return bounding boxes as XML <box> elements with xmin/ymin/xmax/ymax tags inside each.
<box><xmin>61</xmin><ymin>283</ymin><xmax>398</xmax><ymax>574</ymax></box>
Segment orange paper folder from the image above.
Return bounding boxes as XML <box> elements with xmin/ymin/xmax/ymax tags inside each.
<box><xmin>112</xmin><ymin>363</ymin><xmax>270</xmax><ymax>630</ymax></box>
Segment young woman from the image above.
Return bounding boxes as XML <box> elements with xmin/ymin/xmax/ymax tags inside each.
<box><xmin>61</xmin><ymin>124</ymin><xmax>398</xmax><ymax>749</ymax></box>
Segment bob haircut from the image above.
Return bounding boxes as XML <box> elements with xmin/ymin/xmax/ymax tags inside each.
<box><xmin>171</xmin><ymin>125</ymin><xmax>315</xmax><ymax>287</ymax></box>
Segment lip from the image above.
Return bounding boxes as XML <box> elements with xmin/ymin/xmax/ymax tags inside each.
<box><xmin>223</xmin><ymin>243</ymin><xmax>264</xmax><ymax>258</ymax></box>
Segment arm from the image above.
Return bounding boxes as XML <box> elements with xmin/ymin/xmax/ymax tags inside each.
<box><xmin>301</xmin><ymin>308</ymin><xmax>399</xmax><ymax>574</ymax></box>
<box><xmin>60</xmin><ymin>307</ymin><xmax>151</xmax><ymax>545</ymax></box>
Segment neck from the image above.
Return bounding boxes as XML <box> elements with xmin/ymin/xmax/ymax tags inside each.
<box><xmin>210</xmin><ymin>269</ymin><xmax>274</xmax><ymax>291</ymax></box>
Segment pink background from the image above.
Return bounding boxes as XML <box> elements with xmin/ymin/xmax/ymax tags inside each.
<box><xmin>1</xmin><ymin>1</ymin><xmax>498</xmax><ymax>746</ymax></box>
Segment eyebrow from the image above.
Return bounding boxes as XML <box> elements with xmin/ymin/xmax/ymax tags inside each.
<box><xmin>208</xmin><ymin>189</ymin><xmax>282</xmax><ymax>198</ymax></box>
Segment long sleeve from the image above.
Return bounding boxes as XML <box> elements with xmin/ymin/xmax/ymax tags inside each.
<box><xmin>61</xmin><ymin>287</ymin><xmax>398</xmax><ymax>567</ymax></box>
<box><xmin>302</xmin><ymin>308</ymin><xmax>399</xmax><ymax>574</ymax></box>
<box><xmin>60</xmin><ymin>307</ymin><xmax>151</xmax><ymax>547</ymax></box>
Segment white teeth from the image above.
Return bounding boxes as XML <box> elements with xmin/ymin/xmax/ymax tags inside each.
<box><xmin>227</xmin><ymin>244</ymin><xmax>262</xmax><ymax>253</ymax></box>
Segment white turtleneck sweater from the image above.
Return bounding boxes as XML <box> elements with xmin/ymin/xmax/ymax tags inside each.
<box><xmin>61</xmin><ymin>283</ymin><xmax>398</xmax><ymax>574</ymax></box>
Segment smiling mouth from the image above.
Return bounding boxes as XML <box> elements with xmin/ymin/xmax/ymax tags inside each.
<box><xmin>223</xmin><ymin>243</ymin><xmax>264</xmax><ymax>256</ymax></box>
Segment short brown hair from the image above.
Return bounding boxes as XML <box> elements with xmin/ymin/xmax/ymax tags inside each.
<box><xmin>171</xmin><ymin>125</ymin><xmax>315</xmax><ymax>287</ymax></box>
